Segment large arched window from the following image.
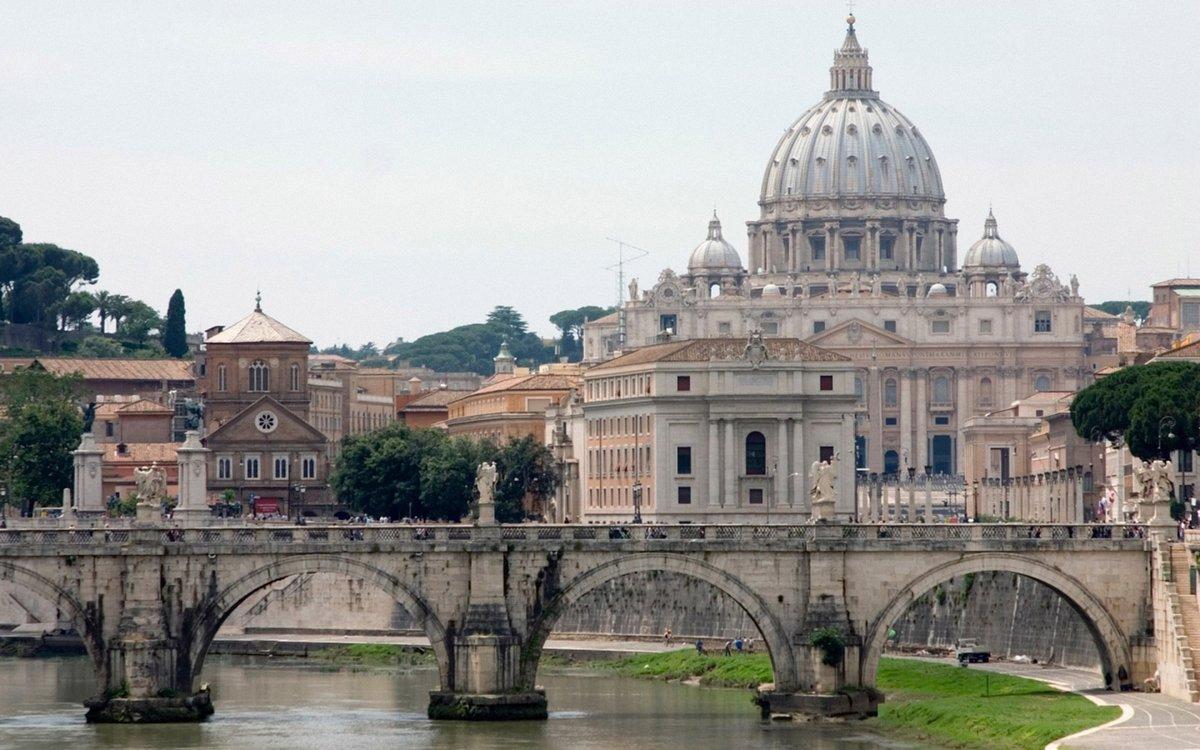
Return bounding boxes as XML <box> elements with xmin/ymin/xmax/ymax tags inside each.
<box><xmin>979</xmin><ymin>377</ymin><xmax>994</xmax><ymax>406</ymax></box>
<box><xmin>932</xmin><ymin>375</ymin><xmax>951</xmax><ymax>405</ymax></box>
<box><xmin>249</xmin><ymin>360</ymin><xmax>269</xmax><ymax>392</ymax></box>
<box><xmin>883</xmin><ymin>378</ymin><xmax>898</xmax><ymax>407</ymax></box>
<box><xmin>1034</xmin><ymin>374</ymin><xmax>1052</xmax><ymax>392</ymax></box>
<box><xmin>745</xmin><ymin>431</ymin><xmax>766</xmax><ymax>476</ymax></box>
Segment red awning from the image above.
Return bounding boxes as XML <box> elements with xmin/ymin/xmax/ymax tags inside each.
<box><xmin>254</xmin><ymin>498</ymin><xmax>280</xmax><ymax>514</ymax></box>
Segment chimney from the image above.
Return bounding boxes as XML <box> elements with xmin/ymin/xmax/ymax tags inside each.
<box><xmin>408</xmin><ymin>376</ymin><xmax>422</xmax><ymax>394</ymax></box>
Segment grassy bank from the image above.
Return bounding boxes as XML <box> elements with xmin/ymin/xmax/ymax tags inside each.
<box><xmin>594</xmin><ymin>650</ymin><xmax>1118</xmax><ymax>750</ymax></box>
<box><xmin>312</xmin><ymin>643</ymin><xmax>434</xmax><ymax>667</ymax></box>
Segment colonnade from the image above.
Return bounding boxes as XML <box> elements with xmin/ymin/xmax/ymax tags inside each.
<box><xmin>971</xmin><ymin>467</ymin><xmax>1088</xmax><ymax>523</ymax></box>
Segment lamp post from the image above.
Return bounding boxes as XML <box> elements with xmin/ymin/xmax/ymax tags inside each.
<box><xmin>632</xmin><ymin>480</ymin><xmax>643</xmax><ymax>524</ymax></box>
<box><xmin>1159</xmin><ymin>416</ymin><xmax>1177</xmax><ymax>458</ymax></box>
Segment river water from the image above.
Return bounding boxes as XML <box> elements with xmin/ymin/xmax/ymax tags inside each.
<box><xmin>0</xmin><ymin>656</ymin><xmax>906</xmax><ymax>749</ymax></box>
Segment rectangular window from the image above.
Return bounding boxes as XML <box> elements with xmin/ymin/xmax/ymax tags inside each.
<box><xmin>819</xmin><ymin>445</ymin><xmax>835</xmax><ymax>462</ymax></box>
<box><xmin>301</xmin><ymin>456</ymin><xmax>316</xmax><ymax>480</ymax></box>
<box><xmin>1034</xmin><ymin>311</ymin><xmax>1052</xmax><ymax>333</ymax></box>
<box><xmin>659</xmin><ymin>314</ymin><xmax>677</xmax><ymax>333</ymax></box>
<box><xmin>104</xmin><ymin>421</ymin><xmax>114</xmax><ymax>438</ymax></box>
<box><xmin>809</xmin><ymin>235</ymin><xmax>825</xmax><ymax>262</ymax></box>
<box><xmin>748</xmin><ymin>488</ymin><xmax>763</xmax><ymax>505</ymax></box>
<box><xmin>676</xmin><ymin>446</ymin><xmax>692</xmax><ymax>475</ymax></box>
<box><xmin>762</xmin><ymin>321</ymin><xmax>779</xmax><ymax>335</ymax></box>
<box><xmin>1180</xmin><ymin>450</ymin><xmax>1194</xmax><ymax>473</ymax></box>
<box><xmin>915</xmin><ymin>235</ymin><xmax>924</xmax><ymax>261</ymax></box>
<box><xmin>717</xmin><ymin>322</ymin><xmax>731</xmax><ymax>335</ymax></box>
<box><xmin>244</xmin><ymin>456</ymin><xmax>260</xmax><ymax>480</ymax></box>
<box><xmin>273</xmin><ymin>456</ymin><xmax>289</xmax><ymax>480</ymax></box>
<box><xmin>1184</xmin><ymin>303</ymin><xmax>1200</xmax><ymax>329</ymax></box>
<box><xmin>217</xmin><ymin>457</ymin><xmax>232</xmax><ymax>480</ymax></box>
<box><xmin>880</xmin><ymin>234</ymin><xmax>895</xmax><ymax>260</ymax></box>
<box><xmin>883</xmin><ymin>320</ymin><xmax>897</xmax><ymax>333</ymax></box>
<box><xmin>979</xmin><ymin>319</ymin><xmax>993</xmax><ymax>334</ymax></box>
<box><xmin>843</xmin><ymin>235</ymin><xmax>861</xmax><ymax>262</ymax></box>
<box><xmin>934</xmin><ymin>416</ymin><xmax>950</xmax><ymax>426</ymax></box>
<box><xmin>217</xmin><ymin>364</ymin><xmax>227</xmax><ymax>392</ymax></box>
<box><xmin>676</xmin><ymin>375</ymin><xmax>691</xmax><ymax>392</ymax></box>
<box><xmin>884</xmin><ymin>417</ymin><xmax>898</xmax><ymax>426</ymax></box>
<box><xmin>820</xmin><ymin>375</ymin><xmax>834</xmax><ymax>391</ymax></box>
<box><xmin>813</xmin><ymin>321</ymin><xmax>826</xmax><ymax>334</ymax></box>
<box><xmin>677</xmin><ymin>486</ymin><xmax>692</xmax><ymax>504</ymax></box>
<box><xmin>931</xmin><ymin>319</ymin><xmax>950</xmax><ymax>334</ymax></box>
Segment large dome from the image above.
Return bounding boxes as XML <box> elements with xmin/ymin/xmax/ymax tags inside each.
<box><xmin>688</xmin><ymin>213</ymin><xmax>743</xmax><ymax>274</ymax></box>
<box><xmin>963</xmin><ymin>209</ymin><xmax>1019</xmax><ymax>269</ymax></box>
<box><xmin>760</xmin><ymin>17</ymin><xmax>944</xmax><ymax>204</ymax></box>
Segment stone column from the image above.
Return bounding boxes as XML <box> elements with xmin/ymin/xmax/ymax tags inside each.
<box><xmin>708</xmin><ymin>419</ymin><xmax>720</xmax><ymax>509</ymax></box>
<box><xmin>724</xmin><ymin>420</ymin><xmax>736</xmax><ymax>510</ymax></box>
<box><xmin>1074</xmin><ymin>465</ymin><xmax>1085</xmax><ymax>522</ymax></box>
<box><xmin>869</xmin><ymin>367</ymin><xmax>883</xmax><ymax>472</ymax></box>
<box><xmin>776</xmin><ymin>419</ymin><xmax>790</xmax><ymax>511</ymax></box>
<box><xmin>866</xmin><ymin>221</ymin><xmax>880</xmax><ymax>267</ymax></box>
<box><xmin>915</xmin><ymin>370</ymin><xmax>928</xmax><ymax>473</ymax></box>
<box><xmin>839</xmin><ymin>413</ymin><xmax>855</xmax><ymax>519</ymax></box>
<box><xmin>924</xmin><ymin>478</ymin><xmax>933</xmax><ymax>522</ymax></box>
<box><xmin>825</xmin><ymin>222</ymin><xmax>838</xmax><ymax>272</ymax></box>
<box><xmin>174</xmin><ymin>431</ymin><xmax>210</xmax><ymax>523</ymax></box>
<box><xmin>955</xmin><ymin>369</ymin><xmax>970</xmax><ymax>475</ymax></box>
<box><xmin>899</xmin><ymin>371</ymin><xmax>913</xmax><ymax>474</ymax></box>
<box><xmin>72</xmin><ymin>433</ymin><xmax>105</xmax><ymax>516</ymax></box>
<box><xmin>793</xmin><ymin>419</ymin><xmax>806</xmax><ymax>514</ymax></box>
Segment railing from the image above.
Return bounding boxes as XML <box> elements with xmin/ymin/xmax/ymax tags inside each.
<box><xmin>0</xmin><ymin>522</ymin><xmax>1151</xmax><ymax>551</ymax></box>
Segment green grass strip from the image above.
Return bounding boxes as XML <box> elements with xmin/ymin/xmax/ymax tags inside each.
<box><xmin>593</xmin><ymin>650</ymin><xmax>1118</xmax><ymax>749</ymax></box>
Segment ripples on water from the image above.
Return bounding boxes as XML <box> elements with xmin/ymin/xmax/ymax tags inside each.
<box><xmin>0</xmin><ymin>656</ymin><xmax>904</xmax><ymax>749</ymax></box>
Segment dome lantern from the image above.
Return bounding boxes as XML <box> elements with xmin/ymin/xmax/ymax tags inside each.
<box><xmin>687</xmin><ymin>212</ymin><xmax>744</xmax><ymax>275</ymax></box>
<box><xmin>963</xmin><ymin>209</ymin><xmax>1020</xmax><ymax>270</ymax></box>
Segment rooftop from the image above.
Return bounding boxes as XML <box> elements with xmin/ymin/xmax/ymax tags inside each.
<box><xmin>588</xmin><ymin>337</ymin><xmax>849</xmax><ymax>372</ymax></box>
<box><xmin>103</xmin><ymin>442</ymin><xmax>179</xmax><ymax>464</ymax></box>
<box><xmin>32</xmin><ymin>357</ymin><xmax>193</xmax><ymax>382</ymax></box>
<box><xmin>455</xmin><ymin>373</ymin><xmax>581</xmax><ymax>400</ymax></box>
<box><xmin>207</xmin><ymin>308</ymin><xmax>310</xmax><ymax>345</ymax></box>
<box><xmin>401</xmin><ymin>389</ymin><xmax>461</xmax><ymax>410</ymax></box>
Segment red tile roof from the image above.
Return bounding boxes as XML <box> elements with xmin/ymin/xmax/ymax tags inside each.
<box><xmin>33</xmin><ymin>358</ymin><xmax>193</xmax><ymax>382</ymax></box>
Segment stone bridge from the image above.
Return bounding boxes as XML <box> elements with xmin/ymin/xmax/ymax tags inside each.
<box><xmin>0</xmin><ymin>522</ymin><xmax>1155</xmax><ymax>721</ymax></box>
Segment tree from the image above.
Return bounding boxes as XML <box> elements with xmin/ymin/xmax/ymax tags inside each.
<box><xmin>0</xmin><ymin>369</ymin><xmax>84</xmax><ymax>515</ymax></box>
<box><xmin>117</xmin><ymin>300</ymin><xmax>162</xmax><ymax>344</ymax></box>
<box><xmin>494</xmin><ymin>435</ymin><xmax>559</xmax><ymax>522</ymax></box>
<box><xmin>1091</xmin><ymin>301</ymin><xmax>1151</xmax><ymax>321</ymax></box>
<box><xmin>0</xmin><ymin>241</ymin><xmax>99</xmax><ymax>328</ymax></box>
<box><xmin>163</xmin><ymin>289</ymin><xmax>188</xmax><ymax>357</ymax></box>
<box><xmin>77</xmin><ymin>335</ymin><xmax>125</xmax><ymax>358</ymax></box>
<box><xmin>550</xmin><ymin>304</ymin><xmax>615</xmax><ymax>361</ymax></box>
<box><xmin>1071</xmin><ymin>361</ymin><xmax>1200</xmax><ymax>460</ymax></box>
<box><xmin>385</xmin><ymin>306</ymin><xmax>554</xmax><ymax>375</ymax></box>
<box><xmin>58</xmin><ymin>290</ymin><xmax>96</xmax><ymax>331</ymax></box>
<box><xmin>104</xmin><ymin>294</ymin><xmax>132</xmax><ymax>331</ymax></box>
<box><xmin>332</xmin><ymin>424</ymin><xmax>447</xmax><ymax>519</ymax></box>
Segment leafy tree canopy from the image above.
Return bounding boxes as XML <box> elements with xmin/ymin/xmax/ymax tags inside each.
<box><xmin>0</xmin><ymin>238</ymin><xmax>100</xmax><ymax>327</ymax></box>
<box><xmin>385</xmin><ymin>306</ymin><xmax>553</xmax><ymax>375</ymax></box>
<box><xmin>163</xmin><ymin>289</ymin><xmax>188</xmax><ymax>357</ymax></box>
<box><xmin>1071</xmin><ymin>361</ymin><xmax>1200</xmax><ymax>460</ymax></box>
<box><xmin>332</xmin><ymin>426</ymin><xmax>558</xmax><ymax>521</ymax></box>
<box><xmin>1090</xmin><ymin>300</ymin><xmax>1151</xmax><ymax>321</ymax></box>
<box><xmin>549</xmin><ymin>304</ymin><xmax>615</xmax><ymax>362</ymax></box>
<box><xmin>0</xmin><ymin>369</ymin><xmax>84</xmax><ymax>515</ymax></box>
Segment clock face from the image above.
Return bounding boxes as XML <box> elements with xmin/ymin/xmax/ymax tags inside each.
<box><xmin>255</xmin><ymin>410</ymin><xmax>278</xmax><ymax>433</ymax></box>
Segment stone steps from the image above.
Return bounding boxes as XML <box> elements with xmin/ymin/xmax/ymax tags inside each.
<box><xmin>1166</xmin><ymin>542</ymin><xmax>1200</xmax><ymax>701</ymax></box>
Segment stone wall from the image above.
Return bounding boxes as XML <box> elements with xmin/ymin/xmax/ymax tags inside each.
<box><xmin>888</xmin><ymin>571</ymin><xmax>1100</xmax><ymax>668</ymax></box>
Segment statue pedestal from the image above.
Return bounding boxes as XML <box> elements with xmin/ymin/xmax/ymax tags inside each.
<box><xmin>135</xmin><ymin>501</ymin><xmax>159</xmax><ymax>524</ymax></box>
<box><xmin>809</xmin><ymin>498</ymin><xmax>836</xmax><ymax>523</ymax></box>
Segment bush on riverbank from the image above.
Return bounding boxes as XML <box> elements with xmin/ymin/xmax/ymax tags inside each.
<box><xmin>313</xmin><ymin>644</ymin><xmax>433</xmax><ymax>667</ymax></box>
<box><xmin>593</xmin><ymin>650</ymin><xmax>1118</xmax><ymax>749</ymax></box>
<box><xmin>597</xmin><ymin>650</ymin><xmax>773</xmax><ymax>688</ymax></box>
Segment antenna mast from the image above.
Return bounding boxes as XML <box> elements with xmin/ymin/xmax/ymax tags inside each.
<box><xmin>605</xmin><ymin>237</ymin><xmax>649</xmax><ymax>350</ymax></box>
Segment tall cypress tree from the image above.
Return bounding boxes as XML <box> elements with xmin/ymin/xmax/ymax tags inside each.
<box><xmin>163</xmin><ymin>289</ymin><xmax>188</xmax><ymax>357</ymax></box>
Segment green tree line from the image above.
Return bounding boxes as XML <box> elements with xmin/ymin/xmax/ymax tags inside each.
<box><xmin>332</xmin><ymin>426</ymin><xmax>559</xmax><ymax>522</ymax></box>
<box><xmin>0</xmin><ymin>369</ymin><xmax>83</xmax><ymax>516</ymax></box>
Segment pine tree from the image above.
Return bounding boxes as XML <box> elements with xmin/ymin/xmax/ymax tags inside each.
<box><xmin>163</xmin><ymin>289</ymin><xmax>188</xmax><ymax>357</ymax></box>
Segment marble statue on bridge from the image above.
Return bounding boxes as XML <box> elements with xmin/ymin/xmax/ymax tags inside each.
<box><xmin>809</xmin><ymin>454</ymin><xmax>838</xmax><ymax>523</ymax></box>
<box><xmin>475</xmin><ymin>461</ymin><xmax>498</xmax><ymax>526</ymax></box>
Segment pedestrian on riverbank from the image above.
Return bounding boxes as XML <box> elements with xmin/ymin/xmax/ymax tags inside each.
<box><xmin>734</xmin><ymin>637</ymin><xmax>744</xmax><ymax>653</ymax></box>
<box><xmin>663</xmin><ymin>628</ymin><xmax>673</xmax><ymax>646</ymax></box>
<box><xmin>723</xmin><ymin>640</ymin><xmax>732</xmax><ymax>656</ymax></box>
<box><xmin>695</xmin><ymin>639</ymin><xmax>705</xmax><ymax>655</ymax></box>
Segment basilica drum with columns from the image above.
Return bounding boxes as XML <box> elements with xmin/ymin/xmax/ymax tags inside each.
<box><xmin>583</xmin><ymin>16</ymin><xmax>1090</xmax><ymax>479</ymax></box>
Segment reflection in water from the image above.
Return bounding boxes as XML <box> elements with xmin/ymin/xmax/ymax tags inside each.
<box><xmin>0</xmin><ymin>656</ymin><xmax>904</xmax><ymax>749</ymax></box>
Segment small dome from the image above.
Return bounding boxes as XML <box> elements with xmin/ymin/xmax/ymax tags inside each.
<box><xmin>762</xmin><ymin>283</ymin><xmax>783</xmax><ymax>298</ymax></box>
<box><xmin>688</xmin><ymin>212</ymin><xmax>744</xmax><ymax>274</ymax></box>
<box><xmin>926</xmin><ymin>282</ymin><xmax>948</xmax><ymax>297</ymax></box>
<box><xmin>963</xmin><ymin>209</ymin><xmax>1020</xmax><ymax>269</ymax></box>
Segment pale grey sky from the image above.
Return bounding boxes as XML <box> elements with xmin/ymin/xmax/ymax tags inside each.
<box><xmin>2</xmin><ymin>1</ymin><xmax>1197</xmax><ymax>347</ymax></box>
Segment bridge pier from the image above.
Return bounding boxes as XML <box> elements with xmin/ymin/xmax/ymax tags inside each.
<box><xmin>84</xmin><ymin>636</ymin><xmax>213</xmax><ymax>723</ymax></box>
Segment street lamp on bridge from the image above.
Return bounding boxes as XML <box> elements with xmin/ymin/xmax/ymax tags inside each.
<box><xmin>632</xmin><ymin>480</ymin><xmax>643</xmax><ymax>524</ymax></box>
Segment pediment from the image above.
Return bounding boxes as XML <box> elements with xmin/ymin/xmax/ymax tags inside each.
<box><xmin>206</xmin><ymin>396</ymin><xmax>326</xmax><ymax>446</ymax></box>
<box><xmin>805</xmin><ymin>318</ymin><xmax>914</xmax><ymax>348</ymax></box>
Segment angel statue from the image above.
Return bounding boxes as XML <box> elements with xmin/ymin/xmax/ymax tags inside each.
<box><xmin>808</xmin><ymin>453</ymin><xmax>839</xmax><ymax>522</ymax></box>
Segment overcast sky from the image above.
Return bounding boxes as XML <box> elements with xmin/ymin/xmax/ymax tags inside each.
<box><xmin>2</xmin><ymin>1</ymin><xmax>1198</xmax><ymax>347</ymax></box>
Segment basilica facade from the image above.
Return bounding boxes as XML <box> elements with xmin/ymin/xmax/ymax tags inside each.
<box><xmin>583</xmin><ymin>16</ymin><xmax>1092</xmax><ymax>478</ymax></box>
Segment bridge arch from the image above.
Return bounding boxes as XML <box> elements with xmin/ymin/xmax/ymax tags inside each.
<box><xmin>187</xmin><ymin>555</ymin><xmax>449</xmax><ymax>691</ymax></box>
<box><xmin>0</xmin><ymin>561</ymin><xmax>104</xmax><ymax>684</ymax></box>
<box><xmin>862</xmin><ymin>553</ymin><xmax>1132</xmax><ymax>691</ymax></box>
<box><xmin>520</xmin><ymin>553</ymin><xmax>798</xmax><ymax>691</ymax></box>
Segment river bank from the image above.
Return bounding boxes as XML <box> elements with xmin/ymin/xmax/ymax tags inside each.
<box><xmin>595</xmin><ymin>649</ymin><xmax>1119</xmax><ymax>750</ymax></box>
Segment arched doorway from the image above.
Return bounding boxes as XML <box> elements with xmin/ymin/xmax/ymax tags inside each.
<box><xmin>861</xmin><ymin>554</ymin><xmax>1131</xmax><ymax>691</ymax></box>
<box><xmin>186</xmin><ymin>555</ymin><xmax>449</xmax><ymax>693</ymax></box>
<box><xmin>519</xmin><ymin>553</ymin><xmax>796</xmax><ymax>693</ymax></box>
<box><xmin>884</xmin><ymin>450</ymin><xmax>900</xmax><ymax>476</ymax></box>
